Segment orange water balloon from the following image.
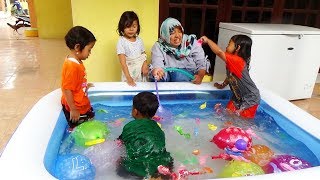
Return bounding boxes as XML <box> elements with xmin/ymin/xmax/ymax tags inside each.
<box><xmin>244</xmin><ymin>144</ymin><xmax>274</xmax><ymax>166</ymax></box>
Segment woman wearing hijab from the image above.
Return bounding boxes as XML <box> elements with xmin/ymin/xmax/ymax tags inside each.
<box><xmin>150</xmin><ymin>17</ymin><xmax>209</xmax><ymax>84</ymax></box>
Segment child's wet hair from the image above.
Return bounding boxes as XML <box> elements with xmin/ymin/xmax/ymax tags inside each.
<box><xmin>231</xmin><ymin>34</ymin><xmax>252</xmax><ymax>68</ymax></box>
<box><xmin>133</xmin><ymin>91</ymin><xmax>159</xmax><ymax>118</ymax></box>
<box><xmin>65</xmin><ymin>26</ymin><xmax>96</xmax><ymax>51</ymax></box>
<box><xmin>117</xmin><ymin>11</ymin><xmax>140</xmax><ymax>36</ymax></box>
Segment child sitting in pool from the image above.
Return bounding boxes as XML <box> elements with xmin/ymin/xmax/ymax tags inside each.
<box><xmin>61</xmin><ymin>26</ymin><xmax>96</xmax><ymax>129</ymax></box>
<box><xmin>117</xmin><ymin>91</ymin><xmax>173</xmax><ymax>179</ymax></box>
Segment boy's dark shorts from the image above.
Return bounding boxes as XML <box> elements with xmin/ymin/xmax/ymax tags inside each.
<box><xmin>62</xmin><ymin>105</ymin><xmax>95</xmax><ymax>128</ymax></box>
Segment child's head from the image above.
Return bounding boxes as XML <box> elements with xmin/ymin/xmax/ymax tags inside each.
<box><xmin>226</xmin><ymin>35</ymin><xmax>252</xmax><ymax>64</ymax></box>
<box><xmin>117</xmin><ymin>11</ymin><xmax>140</xmax><ymax>38</ymax></box>
<box><xmin>65</xmin><ymin>26</ymin><xmax>96</xmax><ymax>60</ymax></box>
<box><xmin>132</xmin><ymin>91</ymin><xmax>159</xmax><ymax>119</ymax></box>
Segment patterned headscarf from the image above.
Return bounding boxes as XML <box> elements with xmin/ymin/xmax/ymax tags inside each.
<box><xmin>158</xmin><ymin>17</ymin><xmax>197</xmax><ymax>60</ymax></box>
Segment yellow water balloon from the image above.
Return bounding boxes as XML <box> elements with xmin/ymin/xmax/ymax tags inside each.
<box><xmin>208</xmin><ymin>123</ymin><xmax>218</xmax><ymax>131</ymax></box>
<box><xmin>199</xmin><ymin>102</ymin><xmax>207</xmax><ymax>109</ymax></box>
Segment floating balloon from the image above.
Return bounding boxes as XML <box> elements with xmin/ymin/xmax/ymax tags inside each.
<box><xmin>111</xmin><ymin>118</ymin><xmax>126</xmax><ymax>127</ymax></box>
<box><xmin>157</xmin><ymin>122</ymin><xmax>162</xmax><ymax>128</ymax></box>
<box><xmin>157</xmin><ymin>165</ymin><xmax>212</xmax><ymax>180</ymax></box>
<box><xmin>197</xmin><ymin>39</ymin><xmax>203</xmax><ymax>46</ymax></box>
<box><xmin>263</xmin><ymin>155</ymin><xmax>312</xmax><ymax>174</ymax></box>
<box><xmin>174</xmin><ymin>125</ymin><xmax>191</xmax><ymax>139</ymax></box>
<box><xmin>55</xmin><ymin>153</ymin><xmax>95</xmax><ymax>180</ymax></box>
<box><xmin>195</xmin><ymin>118</ymin><xmax>200</xmax><ymax>125</ymax></box>
<box><xmin>152</xmin><ymin>115</ymin><xmax>162</xmax><ymax>122</ymax></box>
<box><xmin>174</xmin><ymin>151</ymin><xmax>198</xmax><ymax>165</ymax></box>
<box><xmin>97</xmin><ymin>109</ymin><xmax>108</xmax><ymax>114</ymax></box>
<box><xmin>223</xmin><ymin>121</ymin><xmax>233</xmax><ymax>127</ymax></box>
<box><xmin>208</xmin><ymin>123</ymin><xmax>217</xmax><ymax>131</ymax></box>
<box><xmin>243</xmin><ymin>144</ymin><xmax>274</xmax><ymax>166</ymax></box>
<box><xmin>199</xmin><ymin>102</ymin><xmax>207</xmax><ymax>109</ymax></box>
<box><xmin>218</xmin><ymin>160</ymin><xmax>265</xmax><ymax>177</ymax></box>
<box><xmin>235</xmin><ymin>139</ymin><xmax>247</xmax><ymax>151</ymax></box>
<box><xmin>211</xmin><ymin>127</ymin><xmax>252</xmax><ymax>150</ymax></box>
<box><xmin>192</xmin><ymin>149</ymin><xmax>200</xmax><ymax>155</ymax></box>
<box><xmin>83</xmin><ymin>140</ymin><xmax>126</xmax><ymax>174</ymax></box>
<box><xmin>71</xmin><ymin>120</ymin><xmax>109</xmax><ymax>147</ymax></box>
<box><xmin>212</xmin><ymin>148</ymin><xmax>250</xmax><ymax>162</ymax></box>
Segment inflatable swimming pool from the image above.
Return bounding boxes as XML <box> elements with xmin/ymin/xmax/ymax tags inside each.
<box><xmin>0</xmin><ymin>82</ymin><xmax>319</xmax><ymax>179</ymax></box>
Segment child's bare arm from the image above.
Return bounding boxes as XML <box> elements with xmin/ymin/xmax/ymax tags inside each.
<box><xmin>85</xmin><ymin>83</ymin><xmax>94</xmax><ymax>93</ymax></box>
<box><xmin>214</xmin><ymin>78</ymin><xmax>229</xmax><ymax>89</ymax></box>
<box><xmin>141</xmin><ymin>60</ymin><xmax>149</xmax><ymax>76</ymax></box>
<box><xmin>200</xmin><ymin>36</ymin><xmax>226</xmax><ymax>62</ymax></box>
<box><xmin>118</xmin><ymin>54</ymin><xmax>136</xmax><ymax>86</ymax></box>
<box><xmin>62</xmin><ymin>89</ymin><xmax>80</xmax><ymax>122</ymax></box>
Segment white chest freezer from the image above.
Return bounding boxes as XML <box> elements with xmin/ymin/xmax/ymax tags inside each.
<box><xmin>214</xmin><ymin>23</ymin><xmax>320</xmax><ymax>100</ymax></box>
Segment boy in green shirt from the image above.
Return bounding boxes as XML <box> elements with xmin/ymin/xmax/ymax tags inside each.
<box><xmin>117</xmin><ymin>91</ymin><xmax>173</xmax><ymax>179</ymax></box>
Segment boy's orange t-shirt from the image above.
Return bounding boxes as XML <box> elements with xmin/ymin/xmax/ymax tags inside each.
<box><xmin>61</xmin><ymin>57</ymin><xmax>91</xmax><ymax>114</ymax></box>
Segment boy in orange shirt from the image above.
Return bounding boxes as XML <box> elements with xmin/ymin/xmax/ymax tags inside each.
<box><xmin>61</xmin><ymin>26</ymin><xmax>96</xmax><ymax>128</ymax></box>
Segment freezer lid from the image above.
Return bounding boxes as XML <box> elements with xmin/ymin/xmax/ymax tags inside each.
<box><xmin>219</xmin><ymin>23</ymin><xmax>320</xmax><ymax>35</ymax></box>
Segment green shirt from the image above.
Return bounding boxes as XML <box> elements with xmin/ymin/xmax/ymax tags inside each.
<box><xmin>119</xmin><ymin>118</ymin><xmax>173</xmax><ymax>177</ymax></box>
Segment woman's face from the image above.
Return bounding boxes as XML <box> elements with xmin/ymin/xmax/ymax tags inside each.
<box><xmin>169</xmin><ymin>27</ymin><xmax>183</xmax><ymax>48</ymax></box>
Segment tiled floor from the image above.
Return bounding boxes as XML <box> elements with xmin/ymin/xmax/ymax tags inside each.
<box><xmin>0</xmin><ymin>15</ymin><xmax>319</xmax><ymax>154</ymax></box>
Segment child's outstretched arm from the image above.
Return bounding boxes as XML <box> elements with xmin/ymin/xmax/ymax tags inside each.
<box><xmin>200</xmin><ymin>36</ymin><xmax>226</xmax><ymax>62</ymax></box>
<box><xmin>214</xmin><ymin>78</ymin><xmax>229</xmax><ymax>89</ymax></box>
<box><xmin>118</xmin><ymin>54</ymin><xmax>136</xmax><ymax>86</ymax></box>
<box><xmin>85</xmin><ymin>83</ymin><xmax>94</xmax><ymax>93</ymax></box>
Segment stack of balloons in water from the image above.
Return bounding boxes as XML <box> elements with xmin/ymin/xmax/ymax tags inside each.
<box><xmin>54</xmin><ymin>120</ymin><xmax>110</xmax><ymax>180</ymax></box>
<box><xmin>211</xmin><ymin>126</ymin><xmax>313</xmax><ymax>177</ymax></box>
<box><xmin>84</xmin><ymin>140</ymin><xmax>125</xmax><ymax>174</ymax></box>
<box><xmin>211</xmin><ymin>126</ymin><xmax>265</xmax><ymax>177</ymax></box>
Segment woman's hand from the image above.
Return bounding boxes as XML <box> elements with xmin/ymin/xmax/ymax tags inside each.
<box><xmin>152</xmin><ymin>68</ymin><xmax>165</xmax><ymax>80</ymax></box>
<box><xmin>192</xmin><ymin>75</ymin><xmax>203</xmax><ymax>84</ymax></box>
<box><xmin>192</xmin><ymin>69</ymin><xmax>205</xmax><ymax>84</ymax></box>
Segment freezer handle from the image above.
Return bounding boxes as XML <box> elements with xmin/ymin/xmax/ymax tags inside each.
<box><xmin>283</xmin><ymin>34</ymin><xmax>303</xmax><ymax>39</ymax></box>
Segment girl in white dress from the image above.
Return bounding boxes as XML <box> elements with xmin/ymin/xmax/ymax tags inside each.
<box><xmin>116</xmin><ymin>11</ymin><xmax>148</xmax><ymax>86</ymax></box>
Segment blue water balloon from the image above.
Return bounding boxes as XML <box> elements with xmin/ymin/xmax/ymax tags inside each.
<box><xmin>55</xmin><ymin>153</ymin><xmax>95</xmax><ymax>180</ymax></box>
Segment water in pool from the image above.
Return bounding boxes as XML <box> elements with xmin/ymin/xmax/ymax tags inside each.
<box><xmin>56</xmin><ymin>91</ymin><xmax>320</xmax><ymax>179</ymax></box>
